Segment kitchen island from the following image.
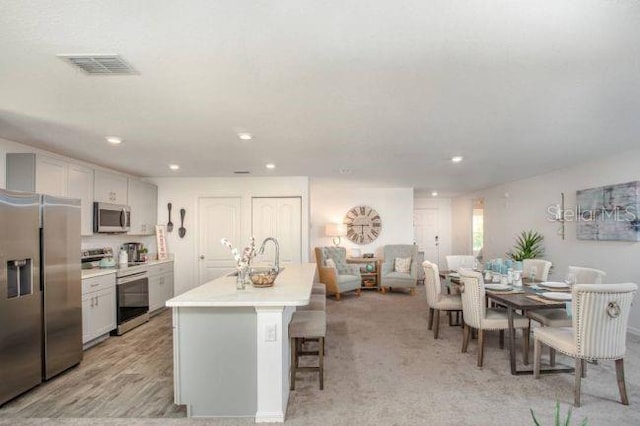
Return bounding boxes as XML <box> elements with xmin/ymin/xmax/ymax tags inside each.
<box><xmin>166</xmin><ymin>263</ymin><xmax>316</xmax><ymax>422</ymax></box>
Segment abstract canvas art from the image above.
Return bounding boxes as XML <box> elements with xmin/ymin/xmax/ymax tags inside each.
<box><xmin>576</xmin><ymin>181</ymin><xmax>640</xmax><ymax>241</ymax></box>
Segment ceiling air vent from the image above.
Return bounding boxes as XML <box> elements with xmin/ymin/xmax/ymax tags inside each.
<box><xmin>234</xmin><ymin>170</ymin><xmax>250</xmax><ymax>175</ymax></box>
<box><xmin>58</xmin><ymin>54</ymin><xmax>137</xmax><ymax>75</ymax></box>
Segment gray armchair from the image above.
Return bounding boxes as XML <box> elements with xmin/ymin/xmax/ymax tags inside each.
<box><xmin>314</xmin><ymin>247</ymin><xmax>362</xmax><ymax>300</ymax></box>
<box><xmin>380</xmin><ymin>244</ymin><xmax>419</xmax><ymax>295</ymax></box>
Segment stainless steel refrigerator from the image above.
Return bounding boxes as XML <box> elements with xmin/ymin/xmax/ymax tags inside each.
<box><xmin>0</xmin><ymin>189</ymin><xmax>82</xmax><ymax>405</ymax></box>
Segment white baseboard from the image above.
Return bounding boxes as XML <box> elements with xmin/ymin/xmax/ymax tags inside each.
<box><xmin>255</xmin><ymin>411</ymin><xmax>285</xmax><ymax>423</ymax></box>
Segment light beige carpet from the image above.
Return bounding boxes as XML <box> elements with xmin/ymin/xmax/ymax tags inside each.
<box><xmin>2</xmin><ymin>286</ymin><xmax>640</xmax><ymax>425</ymax></box>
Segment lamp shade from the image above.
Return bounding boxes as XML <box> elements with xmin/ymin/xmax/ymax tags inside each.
<box><xmin>325</xmin><ymin>223</ymin><xmax>346</xmax><ymax>237</ymax></box>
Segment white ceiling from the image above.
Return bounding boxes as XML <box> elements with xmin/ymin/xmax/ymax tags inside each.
<box><xmin>1</xmin><ymin>0</ymin><xmax>639</xmax><ymax>195</ymax></box>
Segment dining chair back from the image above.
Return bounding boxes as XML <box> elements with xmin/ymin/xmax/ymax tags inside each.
<box><xmin>522</xmin><ymin>259</ymin><xmax>552</xmax><ymax>281</ymax></box>
<box><xmin>568</xmin><ymin>266</ymin><xmax>606</xmax><ymax>285</ymax></box>
<box><xmin>446</xmin><ymin>255</ymin><xmax>475</xmax><ymax>272</ymax></box>
<box><xmin>423</xmin><ymin>260</ymin><xmax>463</xmax><ymax>339</ymax></box>
<box><xmin>459</xmin><ymin>269</ymin><xmax>485</xmax><ymax>330</ymax></box>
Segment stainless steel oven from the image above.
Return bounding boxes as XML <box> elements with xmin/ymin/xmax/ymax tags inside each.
<box><xmin>115</xmin><ymin>270</ymin><xmax>149</xmax><ymax>335</ymax></box>
<box><xmin>93</xmin><ymin>202</ymin><xmax>131</xmax><ymax>233</ymax></box>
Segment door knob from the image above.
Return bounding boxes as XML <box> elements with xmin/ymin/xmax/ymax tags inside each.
<box><xmin>200</xmin><ymin>255</ymin><xmax>205</xmax><ymax>260</ymax></box>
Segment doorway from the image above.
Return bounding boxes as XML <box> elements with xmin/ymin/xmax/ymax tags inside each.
<box><xmin>472</xmin><ymin>199</ymin><xmax>484</xmax><ymax>261</ymax></box>
<box><xmin>414</xmin><ymin>208</ymin><xmax>440</xmax><ymax>267</ymax></box>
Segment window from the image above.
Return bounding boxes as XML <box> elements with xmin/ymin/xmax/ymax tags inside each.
<box><xmin>472</xmin><ymin>199</ymin><xmax>484</xmax><ymax>259</ymax></box>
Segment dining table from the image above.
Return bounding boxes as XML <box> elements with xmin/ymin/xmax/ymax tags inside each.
<box><xmin>486</xmin><ymin>282</ymin><xmax>573</xmax><ymax>375</ymax></box>
<box><xmin>439</xmin><ymin>270</ymin><xmax>574</xmax><ymax>376</ymax></box>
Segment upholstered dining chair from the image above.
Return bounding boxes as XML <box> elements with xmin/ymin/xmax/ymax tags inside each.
<box><xmin>423</xmin><ymin>260</ymin><xmax>462</xmax><ymax>339</ymax></box>
<box><xmin>533</xmin><ymin>283</ymin><xmax>638</xmax><ymax>407</ymax></box>
<box><xmin>568</xmin><ymin>266</ymin><xmax>606</xmax><ymax>285</ymax></box>
<box><xmin>527</xmin><ymin>266</ymin><xmax>607</xmax><ymax>366</ymax></box>
<box><xmin>380</xmin><ymin>244</ymin><xmax>419</xmax><ymax>295</ymax></box>
<box><xmin>314</xmin><ymin>247</ymin><xmax>361</xmax><ymax>300</ymax></box>
<box><xmin>445</xmin><ymin>255</ymin><xmax>475</xmax><ymax>272</ymax></box>
<box><xmin>522</xmin><ymin>259</ymin><xmax>552</xmax><ymax>282</ymax></box>
<box><xmin>459</xmin><ymin>269</ymin><xmax>530</xmax><ymax>367</ymax></box>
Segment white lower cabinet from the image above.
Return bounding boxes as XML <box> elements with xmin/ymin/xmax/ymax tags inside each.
<box><xmin>148</xmin><ymin>262</ymin><xmax>174</xmax><ymax>313</ymax></box>
<box><xmin>82</xmin><ymin>274</ymin><xmax>116</xmax><ymax>345</ymax></box>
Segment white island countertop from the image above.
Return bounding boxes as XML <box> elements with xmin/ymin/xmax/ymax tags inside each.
<box><xmin>166</xmin><ymin>263</ymin><xmax>317</xmax><ymax>308</ymax></box>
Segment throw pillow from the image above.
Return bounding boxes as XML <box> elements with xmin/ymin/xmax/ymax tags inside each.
<box><xmin>395</xmin><ymin>257</ymin><xmax>411</xmax><ymax>273</ymax></box>
<box><xmin>325</xmin><ymin>258</ymin><xmax>337</xmax><ymax>269</ymax></box>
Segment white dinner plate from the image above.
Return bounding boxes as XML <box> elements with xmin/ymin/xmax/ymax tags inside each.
<box><xmin>540</xmin><ymin>281</ymin><xmax>569</xmax><ymax>289</ymax></box>
<box><xmin>541</xmin><ymin>292</ymin><xmax>572</xmax><ymax>301</ymax></box>
<box><xmin>485</xmin><ymin>283</ymin><xmax>510</xmax><ymax>291</ymax></box>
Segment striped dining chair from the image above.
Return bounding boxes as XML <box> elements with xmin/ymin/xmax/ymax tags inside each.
<box><xmin>533</xmin><ymin>283</ymin><xmax>637</xmax><ymax>407</ymax></box>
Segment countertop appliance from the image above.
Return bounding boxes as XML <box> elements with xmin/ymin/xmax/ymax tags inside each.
<box><xmin>1</xmin><ymin>189</ymin><xmax>82</xmax><ymax>406</ymax></box>
<box><xmin>93</xmin><ymin>202</ymin><xmax>130</xmax><ymax>233</ymax></box>
<box><xmin>121</xmin><ymin>242</ymin><xmax>144</xmax><ymax>264</ymax></box>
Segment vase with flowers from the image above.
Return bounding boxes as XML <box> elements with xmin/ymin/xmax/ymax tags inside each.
<box><xmin>221</xmin><ymin>236</ymin><xmax>257</xmax><ymax>289</ymax></box>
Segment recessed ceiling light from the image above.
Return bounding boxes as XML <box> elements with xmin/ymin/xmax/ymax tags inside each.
<box><xmin>451</xmin><ymin>156</ymin><xmax>463</xmax><ymax>163</ymax></box>
<box><xmin>339</xmin><ymin>168</ymin><xmax>352</xmax><ymax>175</ymax></box>
<box><xmin>265</xmin><ymin>163</ymin><xmax>276</xmax><ymax>169</ymax></box>
<box><xmin>106</xmin><ymin>136</ymin><xmax>122</xmax><ymax>145</ymax></box>
<box><xmin>238</xmin><ymin>132</ymin><xmax>252</xmax><ymax>141</ymax></box>
<box><xmin>169</xmin><ymin>164</ymin><xmax>180</xmax><ymax>171</ymax></box>
<box><xmin>431</xmin><ymin>191</ymin><xmax>438</xmax><ymax>197</ymax></box>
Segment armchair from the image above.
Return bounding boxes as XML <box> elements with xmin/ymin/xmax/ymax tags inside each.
<box><xmin>380</xmin><ymin>244</ymin><xmax>419</xmax><ymax>295</ymax></box>
<box><xmin>314</xmin><ymin>247</ymin><xmax>362</xmax><ymax>300</ymax></box>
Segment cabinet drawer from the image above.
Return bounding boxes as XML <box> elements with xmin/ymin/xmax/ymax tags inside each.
<box><xmin>147</xmin><ymin>262</ymin><xmax>174</xmax><ymax>277</ymax></box>
<box><xmin>82</xmin><ymin>274</ymin><xmax>116</xmax><ymax>295</ymax></box>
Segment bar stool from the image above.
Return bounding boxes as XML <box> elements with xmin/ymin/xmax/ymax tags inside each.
<box><xmin>312</xmin><ymin>282</ymin><xmax>326</xmax><ymax>295</ymax></box>
<box><xmin>289</xmin><ymin>310</ymin><xmax>326</xmax><ymax>390</ymax></box>
<box><xmin>297</xmin><ymin>293</ymin><xmax>326</xmax><ymax>311</ymax></box>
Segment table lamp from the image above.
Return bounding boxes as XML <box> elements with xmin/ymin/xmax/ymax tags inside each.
<box><xmin>325</xmin><ymin>223</ymin><xmax>346</xmax><ymax>247</ymax></box>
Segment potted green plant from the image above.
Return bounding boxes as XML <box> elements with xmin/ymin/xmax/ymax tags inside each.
<box><xmin>507</xmin><ymin>230</ymin><xmax>544</xmax><ymax>261</ymax></box>
<box><xmin>530</xmin><ymin>401</ymin><xmax>587</xmax><ymax>425</ymax></box>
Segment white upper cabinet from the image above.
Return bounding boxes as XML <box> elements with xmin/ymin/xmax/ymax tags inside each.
<box><xmin>35</xmin><ymin>156</ymin><xmax>67</xmax><ymax>197</ymax></box>
<box><xmin>127</xmin><ymin>179</ymin><xmax>158</xmax><ymax>235</ymax></box>
<box><xmin>67</xmin><ymin>164</ymin><xmax>94</xmax><ymax>236</ymax></box>
<box><xmin>94</xmin><ymin>170</ymin><xmax>128</xmax><ymax>204</ymax></box>
<box><xmin>6</xmin><ymin>153</ymin><xmax>94</xmax><ymax>235</ymax></box>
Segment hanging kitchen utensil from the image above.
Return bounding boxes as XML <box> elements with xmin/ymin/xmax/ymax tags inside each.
<box><xmin>179</xmin><ymin>208</ymin><xmax>186</xmax><ymax>238</ymax></box>
<box><xmin>167</xmin><ymin>203</ymin><xmax>174</xmax><ymax>232</ymax></box>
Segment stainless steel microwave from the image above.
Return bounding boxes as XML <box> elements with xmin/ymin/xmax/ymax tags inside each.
<box><xmin>93</xmin><ymin>202</ymin><xmax>131</xmax><ymax>233</ymax></box>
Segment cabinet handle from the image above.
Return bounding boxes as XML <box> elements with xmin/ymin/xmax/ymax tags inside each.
<box><xmin>90</xmin><ymin>297</ymin><xmax>94</xmax><ymax>307</ymax></box>
<box><xmin>91</xmin><ymin>283</ymin><xmax>100</xmax><ymax>287</ymax></box>
<box><xmin>96</xmin><ymin>296</ymin><xmax>99</xmax><ymax>307</ymax></box>
<box><xmin>200</xmin><ymin>255</ymin><xmax>205</xmax><ymax>260</ymax></box>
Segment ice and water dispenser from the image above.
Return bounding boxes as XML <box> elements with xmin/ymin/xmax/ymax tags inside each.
<box><xmin>6</xmin><ymin>258</ymin><xmax>33</xmax><ymax>299</ymax></box>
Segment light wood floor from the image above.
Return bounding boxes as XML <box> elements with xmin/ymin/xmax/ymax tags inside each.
<box><xmin>0</xmin><ymin>310</ymin><xmax>186</xmax><ymax>418</ymax></box>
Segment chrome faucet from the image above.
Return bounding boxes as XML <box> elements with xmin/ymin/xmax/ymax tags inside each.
<box><xmin>258</xmin><ymin>237</ymin><xmax>280</xmax><ymax>273</ymax></box>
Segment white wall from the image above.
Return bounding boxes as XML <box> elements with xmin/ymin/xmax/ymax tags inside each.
<box><xmin>147</xmin><ymin>176</ymin><xmax>309</xmax><ymax>296</ymax></box>
<box><xmin>452</xmin><ymin>147</ymin><xmax>640</xmax><ymax>334</ymax></box>
<box><xmin>309</xmin><ymin>181</ymin><xmax>414</xmax><ymax>260</ymax></box>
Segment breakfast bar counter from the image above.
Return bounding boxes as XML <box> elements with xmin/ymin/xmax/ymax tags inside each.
<box><xmin>166</xmin><ymin>263</ymin><xmax>316</xmax><ymax>422</ymax></box>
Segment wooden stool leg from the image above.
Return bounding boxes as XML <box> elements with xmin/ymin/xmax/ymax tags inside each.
<box><xmin>290</xmin><ymin>338</ymin><xmax>296</xmax><ymax>390</ymax></box>
<box><xmin>574</xmin><ymin>358</ymin><xmax>583</xmax><ymax>407</ymax></box>
<box><xmin>462</xmin><ymin>324</ymin><xmax>470</xmax><ymax>353</ymax></box>
<box><xmin>533</xmin><ymin>339</ymin><xmax>541</xmax><ymax>379</ymax></box>
<box><xmin>550</xmin><ymin>347</ymin><xmax>556</xmax><ymax>367</ymax></box>
<box><xmin>428</xmin><ymin>308</ymin><xmax>434</xmax><ymax>330</ymax></box>
<box><xmin>499</xmin><ymin>330</ymin><xmax>504</xmax><ymax>349</ymax></box>
<box><xmin>477</xmin><ymin>329</ymin><xmax>485</xmax><ymax>367</ymax></box>
<box><xmin>616</xmin><ymin>358</ymin><xmax>629</xmax><ymax>405</ymax></box>
<box><xmin>319</xmin><ymin>337</ymin><xmax>325</xmax><ymax>390</ymax></box>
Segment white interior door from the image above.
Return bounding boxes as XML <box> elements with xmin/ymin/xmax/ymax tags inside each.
<box><xmin>414</xmin><ymin>208</ymin><xmax>440</xmax><ymax>268</ymax></box>
<box><xmin>198</xmin><ymin>197</ymin><xmax>242</xmax><ymax>284</ymax></box>
<box><xmin>252</xmin><ymin>197</ymin><xmax>302</xmax><ymax>266</ymax></box>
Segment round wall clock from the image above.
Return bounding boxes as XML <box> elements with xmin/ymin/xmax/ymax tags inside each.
<box><xmin>343</xmin><ymin>205</ymin><xmax>382</xmax><ymax>245</ymax></box>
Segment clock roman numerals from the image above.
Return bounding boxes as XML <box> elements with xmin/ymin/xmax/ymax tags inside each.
<box><xmin>343</xmin><ymin>206</ymin><xmax>382</xmax><ymax>245</ymax></box>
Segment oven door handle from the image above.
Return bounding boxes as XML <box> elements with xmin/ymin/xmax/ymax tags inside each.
<box><xmin>117</xmin><ymin>272</ymin><xmax>147</xmax><ymax>285</ymax></box>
